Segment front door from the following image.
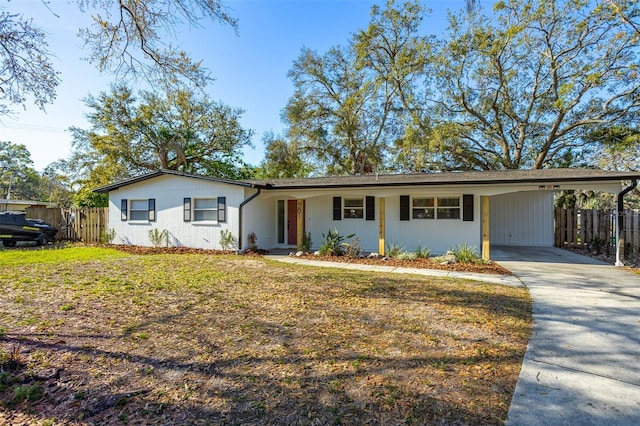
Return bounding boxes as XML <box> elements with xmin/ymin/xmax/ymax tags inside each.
<box><xmin>287</xmin><ymin>200</ymin><xmax>298</xmax><ymax>245</ymax></box>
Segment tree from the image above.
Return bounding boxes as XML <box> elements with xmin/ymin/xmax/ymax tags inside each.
<box><xmin>424</xmin><ymin>0</ymin><xmax>640</xmax><ymax>170</ymax></box>
<box><xmin>353</xmin><ymin>0</ymin><xmax>433</xmax><ymax>172</ymax></box>
<box><xmin>0</xmin><ymin>0</ymin><xmax>236</xmax><ymax>114</ymax></box>
<box><xmin>0</xmin><ymin>141</ymin><xmax>39</xmax><ymax>200</ymax></box>
<box><xmin>257</xmin><ymin>132</ymin><xmax>313</xmax><ymax>178</ymax></box>
<box><xmin>0</xmin><ymin>10</ymin><xmax>60</xmax><ymax>115</ymax></box>
<box><xmin>69</xmin><ymin>85</ymin><xmax>253</xmax><ymax>187</ymax></box>
<box><xmin>285</xmin><ymin>40</ymin><xmax>401</xmax><ymax>175</ymax></box>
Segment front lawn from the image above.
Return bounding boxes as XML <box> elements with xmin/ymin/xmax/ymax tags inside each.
<box><xmin>0</xmin><ymin>247</ymin><xmax>531</xmax><ymax>425</ymax></box>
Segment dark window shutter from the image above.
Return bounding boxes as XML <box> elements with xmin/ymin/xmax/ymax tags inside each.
<box><xmin>121</xmin><ymin>199</ymin><xmax>128</xmax><ymax>221</ymax></box>
<box><xmin>148</xmin><ymin>199</ymin><xmax>156</xmax><ymax>221</ymax></box>
<box><xmin>366</xmin><ymin>196</ymin><xmax>375</xmax><ymax>221</ymax></box>
<box><xmin>218</xmin><ymin>197</ymin><xmax>226</xmax><ymax>222</ymax></box>
<box><xmin>183</xmin><ymin>198</ymin><xmax>191</xmax><ymax>222</ymax></box>
<box><xmin>400</xmin><ymin>195</ymin><xmax>410</xmax><ymax>221</ymax></box>
<box><xmin>333</xmin><ymin>197</ymin><xmax>341</xmax><ymax>220</ymax></box>
<box><xmin>463</xmin><ymin>194</ymin><xmax>474</xmax><ymax>221</ymax></box>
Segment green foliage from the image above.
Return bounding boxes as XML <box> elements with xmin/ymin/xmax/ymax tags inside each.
<box><xmin>319</xmin><ymin>229</ymin><xmax>356</xmax><ymax>256</ymax></box>
<box><xmin>414</xmin><ymin>244</ymin><xmax>431</xmax><ymax>259</ymax></box>
<box><xmin>257</xmin><ymin>132</ymin><xmax>313</xmax><ymax>178</ymax></box>
<box><xmin>385</xmin><ymin>241</ymin><xmax>406</xmax><ymax>258</ymax></box>
<box><xmin>299</xmin><ymin>232</ymin><xmax>312</xmax><ymax>253</ymax></box>
<box><xmin>12</xmin><ymin>384</ymin><xmax>43</xmax><ymax>404</ymax></box>
<box><xmin>99</xmin><ymin>228</ymin><xmax>117</xmax><ymax>244</ymax></box>
<box><xmin>396</xmin><ymin>251</ymin><xmax>417</xmax><ymax>260</ymax></box>
<box><xmin>67</xmin><ymin>85</ymin><xmax>254</xmax><ymax>194</ymax></box>
<box><xmin>220</xmin><ymin>229</ymin><xmax>237</xmax><ymax>251</ymax></box>
<box><xmin>149</xmin><ymin>229</ymin><xmax>169</xmax><ymax>248</ymax></box>
<box><xmin>450</xmin><ymin>243</ymin><xmax>481</xmax><ymax>264</ymax></box>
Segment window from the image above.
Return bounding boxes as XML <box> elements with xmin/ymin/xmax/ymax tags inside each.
<box><xmin>412</xmin><ymin>197</ymin><xmax>435</xmax><ymax>219</ymax></box>
<box><xmin>343</xmin><ymin>198</ymin><xmax>364</xmax><ymax>219</ymax></box>
<box><xmin>183</xmin><ymin>197</ymin><xmax>226</xmax><ymax>223</ymax></box>
<box><xmin>128</xmin><ymin>199</ymin><xmax>155</xmax><ymax>221</ymax></box>
<box><xmin>400</xmin><ymin>195</ymin><xmax>462</xmax><ymax>220</ymax></box>
<box><xmin>437</xmin><ymin>197</ymin><xmax>460</xmax><ymax>219</ymax></box>
<box><xmin>193</xmin><ymin>198</ymin><xmax>218</xmax><ymax>221</ymax></box>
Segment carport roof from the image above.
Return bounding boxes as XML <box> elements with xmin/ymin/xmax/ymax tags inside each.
<box><xmin>244</xmin><ymin>168</ymin><xmax>640</xmax><ymax>190</ymax></box>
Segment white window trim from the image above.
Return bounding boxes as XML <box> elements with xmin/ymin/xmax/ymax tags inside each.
<box><xmin>129</xmin><ymin>199</ymin><xmax>150</xmax><ymax>222</ymax></box>
<box><xmin>343</xmin><ymin>197</ymin><xmax>364</xmax><ymax>219</ymax></box>
<box><xmin>411</xmin><ymin>195</ymin><xmax>461</xmax><ymax>220</ymax></box>
<box><xmin>192</xmin><ymin>197</ymin><xmax>219</xmax><ymax>223</ymax></box>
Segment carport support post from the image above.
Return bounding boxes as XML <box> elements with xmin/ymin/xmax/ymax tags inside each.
<box><xmin>482</xmin><ymin>196</ymin><xmax>490</xmax><ymax>261</ymax></box>
<box><xmin>615</xmin><ymin>179</ymin><xmax>638</xmax><ymax>267</ymax></box>
<box><xmin>296</xmin><ymin>200</ymin><xmax>304</xmax><ymax>250</ymax></box>
<box><xmin>378</xmin><ymin>197</ymin><xmax>385</xmax><ymax>256</ymax></box>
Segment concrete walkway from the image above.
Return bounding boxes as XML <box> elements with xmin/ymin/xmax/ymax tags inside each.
<box><xmin>492</xmin><ymin>246</ymin><xmax>640</xmax><ymax>426</ymax></box>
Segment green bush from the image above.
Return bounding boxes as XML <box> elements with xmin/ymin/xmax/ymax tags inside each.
<box><xmin>451</xmin><ymin>243</ymin><xmax>482</xmax><ymax>264</ymax></box>
<box><xmin>148</xmin><ymin>229</ymin><xmax>169</xmax><ymax>247</ymax></box>
<box><xmin>220</xmin><ymin>229</ymin><xmax>237</xmax><ymax>251</ymax></box>
<box><xmin>299</xmin><ymin>232</ymin><xmax>312</xmax><ymax>253</ymax></box>
<box><xmin>343</xmin><ymin>236</ymin><xmax>362</xmax><ymax>258</ymax></box>
<box><xmin>99</xmin><ymin>228</ymin><xmax>116</xmax><ymax>244</ymax></box>
<box><xmin>385</xmin><ymin>241</ymin><xmax>405</xmax><ymax>258</ymax></box>
<box><xmin>319</xmin><ymin>229</ymin><xmax>355</xmax><ymax>256</ymax></box>
<box><xmin>396</xmin><ymin>252</ymin><xmax>417</xmax><ymax>260</ymax></box>
<box><xmin>414</xmin><ymin>244</ymin><xmax>431</xmax><ymax>259</ymax></box>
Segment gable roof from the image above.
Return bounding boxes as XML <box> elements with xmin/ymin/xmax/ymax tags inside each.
<box><xmin>93</xmin><ymin>169</ymin><xmax>259</xmax><ymax>193</ymax></box>
<box><xmin>244</xmin><ymin>169</ymin><xmax>640</xmax><ymax>189</ymax></box>
<box><xmin>94</xmin><ymin>168</ymin><xmax>640</xmax><ymax>193</ymax></box>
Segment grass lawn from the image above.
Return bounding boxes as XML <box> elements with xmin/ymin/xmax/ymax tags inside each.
<box><xmin>0</xmin><ymin>246</ymin><xmax>531</xmax><ymax>425</ymax></box>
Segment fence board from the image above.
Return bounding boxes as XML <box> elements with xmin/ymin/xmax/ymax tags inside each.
<box><xmin>555</xmin><ymin>208</ymin><xmax>639</xmax><ymax>253</ymax></box>
<box><xmin>25</xmin><ymin>207</ymin><xmax>108</xmax><ymax>244</ymax></box>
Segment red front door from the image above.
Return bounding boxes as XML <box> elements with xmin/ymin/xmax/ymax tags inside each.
<box><xmin>287</xmin><ymin>200</ymin><xmax>297</xmax><ymax>245</ymax></box>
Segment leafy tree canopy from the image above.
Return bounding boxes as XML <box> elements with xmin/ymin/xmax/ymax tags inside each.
<box><xmin>68</xmin><ymin>85</ymin><xmax>253</xmax><ymax>192</ymax></box>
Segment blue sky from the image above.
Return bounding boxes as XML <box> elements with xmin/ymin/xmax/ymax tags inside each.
<box><xmin>1</xmin><ymin>0</ymin><xmax>469</xmax><ymax>172</ymax></box>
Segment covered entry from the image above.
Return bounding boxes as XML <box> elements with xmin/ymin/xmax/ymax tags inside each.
<box><xmin>276</xmin><ymin>199</ymin><xmax>305</xmax><ymax>246</ymax></box>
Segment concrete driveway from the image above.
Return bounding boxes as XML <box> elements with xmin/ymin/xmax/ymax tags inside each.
<box><xmin>492</xmin><ymin>246</ymin><xmax>640</xmax><ymax>425</ymax></box>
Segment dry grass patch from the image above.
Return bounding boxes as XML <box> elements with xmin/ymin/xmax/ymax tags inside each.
<box><xmin>0</xmin><ymin>248</ymin><xmax>531</xmax><ymax>425</ymax></box>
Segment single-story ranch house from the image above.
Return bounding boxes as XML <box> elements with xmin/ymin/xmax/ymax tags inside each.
<box><xmin>95</xmin><ymin>168</ymin><xmax>639</xmax><ymax>264</ymax></box>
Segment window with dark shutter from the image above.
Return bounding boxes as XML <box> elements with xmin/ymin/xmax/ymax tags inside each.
<box><xmin>333</xmin><ymin>197</ymin><xmax>341</xmax><ymax>220</ymax></box>
<box><xmin>148</xmin><ymin>199</ymin><xmax>156</xmax><ymax>221</ymax></box>
<box><xmin>366</xmin><ymin>196</ymin><xmax>375</xmax><ymax>221</ymax></box>
<box><xmin>183</xmin><ymin>198</ymin><xmax>191</xmax><ymax>222</ymax></box>
<box><xmin>463</xmin><ymin>194</ymin><xmax>474</xmax><ymax>221</ymax></box>
<box><xmin>400</xmin><ymin>195</ymin><xmax>410</xmax><ymax>221</ymax></box>
<box><xmin>218</xmin><ymin>197</ymin><xmax>226</xmax><ymax>222</ymax></box>
<box><xmin>121</xmin><ymin>199</ymin><xmax>128</xmax><ymax>221</ymax></box>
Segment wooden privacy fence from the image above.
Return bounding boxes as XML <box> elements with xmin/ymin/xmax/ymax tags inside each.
<box><xmin>555</xmin><ymin>208</ymin><xmax>640</xmax><ymax>254</ymax></box>
<box><xmin>25</xmin><ymin>207</ymin><xmax>108</xmax><ymax>244</ymax></box>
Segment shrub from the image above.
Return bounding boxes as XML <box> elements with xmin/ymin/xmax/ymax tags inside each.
<box><xmin>99</xmin><ymin>228</ymin><xmax>116</xmax><ymax>244</ymax></box>
<box><xmin>415</xmin><ymin>244</ymin><xmax>431</xmax><ymax>259</ymax></box>
<box><xmin>247</xmin><ymin>232</ymin><xmax>258</xmax><ymax>251</ymax></box>
<box><xmin>319</xmin><ymin>229</ymin><xmax>355</xmax><ymax>256</ymax></box>
<box><xmin>396</xmin><ymin>251</ymin><xmax>417</xmax><ymax>260</ymax></box>
<box><xmin>385</xmin><ymin>241</ymin><xmax>405</xmax><ymax>258</ymax></box>
<box><xmin>148</xmin><ymin>229</ymin><xmax>169</xmax><ymax>247</ymax></box>
<box><xmin>343</xmin><ymin>236</ymin><xmax>362</xmax><ymax>258</ymax></box>
<box><xmin>451</xmin><ymin>243</ymin><xmax>482</xmax><ymax>264</ymax></box>
<box><xmin>220</xmin><ymin>229</ymin><xmax>237</xmax><ymax>251</ymax></box>
<box><xmin>299</xmin><ymin>232</ymin><xmax>312</xmax><ymax>253</ymax></box>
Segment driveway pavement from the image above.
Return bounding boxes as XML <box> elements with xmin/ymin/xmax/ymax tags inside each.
<box><xmin>492</xmin><ymin>246</ymin><xmax>640</xmax><ymax>426</ymax></box>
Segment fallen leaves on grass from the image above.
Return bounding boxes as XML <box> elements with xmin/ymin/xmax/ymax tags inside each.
<box><xmin>0</xmin><ymin>249</ymin><xmax>531</xmax><ymax>425</ymax></box>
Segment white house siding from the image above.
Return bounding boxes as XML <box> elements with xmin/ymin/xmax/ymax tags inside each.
<box><xmin>107</xmin><ymin>175</ymin><xmax>245</xmax><ymax>249</ymax></box>
<box><xmin>384</xmin><ymin>193</ymin><xmax>481</xmax><ymax>255</ymax></box>
<box><xmin>241</xmin><ymin>188</ymin><xmax>275</xmax><ymax>250</ymax></box>
<box><xmin>253</xmin><ymin>190</ymin><xmax>483</xmax><ymax>255</ymax></box>
<box><xmin>490</xmin><ymin>191</ymin><xmax>554</xmax><ymax>246</ymax></box>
